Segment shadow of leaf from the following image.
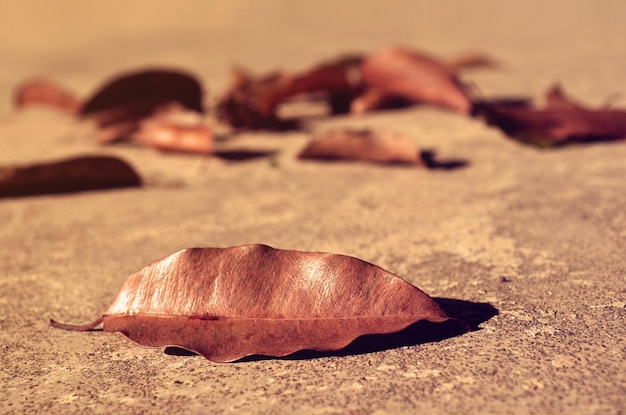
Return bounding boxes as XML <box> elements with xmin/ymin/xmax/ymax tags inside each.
<box><xmin>434</xmin><ymin>297</ymin><xmax>499</xmax><ymax>330</ymax></box>
<box><xmin>213</xmin><ymin>149</ymin><xmax>278</xmax><ymax>161</ymax></box>
<box><xmin>164</xmin><ymin>298</ymin><xmax>498</xmax><ymax>362</ymax></box>
<box><xmin>420</xmin><ymin>150</ymin><xmax>469</xmax><ymax>170</ymax></box>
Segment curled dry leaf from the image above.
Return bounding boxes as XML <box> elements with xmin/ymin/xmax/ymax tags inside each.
<box><xmin>0</xmin><ymin>155</ymin><xmax>141</xmax><ymax>197</ymax></box>
<box><xmin>298</xmin><ymin>128</ymin><xmax>422</xmax><ymax>165</ymax></box>
<box><xmin>13</xmin><ymin>79</ymin><xmax>81</xmax><ymax>114</ymax></box>
<box><xmin>216</xmin><ymin>56</ymin><xmax>364</xmax><ymax>130</ymax></box>
<box><xmin>356</xmin><ymin>47</ymin><xmax>472</xmax><ymax>115</ymax></box>
<box><xmin>473</xmin><ymin>84</ymin><xmax>626</xmax><ymax>146</ymax></box>
<box><xmin>278</xmin><ymin>55</ymin><xmax>365</xmax><ymax>114</ymax></box>
<box><xmin>79</xmin><ymin>69</ymin><xmax>205</xmax><ymax>144</ymax></box>
<box><xmin>51</xmin><ymin>244</ymin><xmax>465</xmax><ymax>362</ymax></box>
<box><xmin>216</xmin><ymin>68</ymin><xmax>297</xmax><ymax>130</ymax></box>
<box><xmin>217</xmin><ymin>47</ymin><xmax>488</xmax><ymax>129</ymax></box>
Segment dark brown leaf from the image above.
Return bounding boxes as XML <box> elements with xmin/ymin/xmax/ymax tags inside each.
<box><xmin>14</xmin><ymin>79</ymin><xmax>80</xmax><ymax>114</ymax></box>
<box><xmin>298</xmin><ymin>128</ymin><xmax>423</xmax><ymax>165</ymax></box>
<box><xmin>474</xmin><ymin>84</ymin><xmax>626</xmax><ymax>146</ymax></box>
<box><xmin>79</xmin><ymin>69</ymin><xmax>205</xmax><ymax>143</ymax></box>
<box><xmin>51</xmin><ymin>244</ymin><xmax>465</xmax><ymax>362</ymax></box>
<box><xmin>0</xmin><ymin>155</ymin><xmax>141</xmax><ymax>197</ymax></box>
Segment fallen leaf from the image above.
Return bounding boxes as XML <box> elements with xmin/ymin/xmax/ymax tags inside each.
<box><xmin>218</xmin><ymin>56</ymin><xmax>364</xmax><ymax>125</ymax></box>
<box><xmin>545</xmin><ymin>84</ymin><xmax>586</xmax><ymax>111</ymax></box>
<box><xmin>217</xmin><ymin>48</ymin><xmax>487</xmax><ymax>129</ymax></box>
<box><xmin>79</xmin><ymin>69</ymin><xmax>205</xmax><ymax>143</ymax></box>
<box><xmin>216</xmin><ymin>68</ymin><xmax>297</xmax><ymax>130</ymax></box>
<box><xmin>131</xmin><ymin>104</ymin><xmax>213</xmax><ymax>154</ymax></box>
<box><xmin>356</xmin><ymin>47</ymin><xmax>472</xmax><ymax>115</ymax></box>
<box><xmin>13</xmin><ymin>79</ymin><xmax>81</xmax><ymax>114</ymax></box>
<box><xmin>473</xmin><ymin>84</ymin><xmax>626</xmax><ymax>146</ymax></box>
<box><xmin>278</xmin><ymin>55</ymin><xmax>365</xmax><ymax>115</ymax></box>
<box><xmin>0</xmin><ymin>155</ymin><xmax>141</xmax><ymax>197</ymax></box>
<box><xmin>51</xmin><ymin>244</ymin><xmax>466</xmax><ymax>362</ymax></box>
<box><xmin>216</xmin><ymin>57</ymin><xmax>365</xmax><ymax>131</ymax></box>
<box><xmin>298</xmin><ymin>128</ymin><xmax>423</xmax><ymax>165</ymax></box>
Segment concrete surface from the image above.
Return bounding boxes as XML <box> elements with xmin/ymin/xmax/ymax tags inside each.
<box><xmin>0</xmin><ymin>1</ymin><xmax>624</xmax><ymax>414</ymax></box>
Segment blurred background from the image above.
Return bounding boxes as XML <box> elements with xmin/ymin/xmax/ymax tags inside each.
<box><xmin>1</xmin><ymin>0</ymin><xmax>626</xmax><ymax>113</ymax></box>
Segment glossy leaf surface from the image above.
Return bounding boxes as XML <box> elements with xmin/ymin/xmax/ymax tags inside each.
<box><xmin>51</xmin><ymin>245</ymin><xmax>464</xmax><ymax>362</ymax></box>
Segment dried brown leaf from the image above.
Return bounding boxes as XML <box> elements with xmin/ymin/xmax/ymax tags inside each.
<box><xmin>79</xmin><ymin>69</ymin><xmax>205</xmax><ymax>143</ymax></box>
<box><xmin>299</xmin><ymin>128</ymin><xmax>422</xmax><ymax>165</ymax></box>
<box><xmin>131</xmin><ymin>104</ymin><xmax>213</xmax><ymax>154</ymax></box>
<box><xmin>216</xmin><ymin>68</ymin><xmax>296</xmax><ymax>130</ymax></box>
<box><xmin>357</xmin><ymin>47</ymin><xmax>472</xmax><ymax>115</ymax></box>
<box><xmin>349</xmin><ymin>87</ymin><xmax>411</xmax><ymax>114</ymax></box>
<box><xmin>216</xmin><ymin>48</ymin><xmax>492</xmax><ymax>129</ymax></box>
<box><xmin>280</xmin><ymin>55</ymin><xmax>365</xmax><ymax>114</ymax></box>
<box><xmin>474</xmin><ymin>84</ymin><xmax>626</xmax><ymax>146</ymax></box>
<box><xmin>13</xmin><ymin>79</ymin><xmax>80</xmax><ymax>114</ymax></box>
<box><xmin>215</xmin><ymin>56</ymin><xmax>364</xmax><ymax>131</ymax></box>
<box><xmin>51</xmin><ymin>244</ymin><xmax>465</xmax><ymax>362</ymax></box>
<box><xmin>0</xmin><ymin>155</ymin><xmax>141</xmax><ymax>198</ymax></box>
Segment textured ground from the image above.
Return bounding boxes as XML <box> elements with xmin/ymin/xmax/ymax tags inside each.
<box><xmin>0</xmin><ymin>1</ymin><xmax>625</xmax><ymax>414</ymax></box>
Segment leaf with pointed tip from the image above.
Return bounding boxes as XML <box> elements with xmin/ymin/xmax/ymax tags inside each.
<box><xmin>474</xmin><ymin>84</ymin><xmax>626</xmax><ymax>146</ymax></box>
<box><xmin>299</xmin><ymin>128</ymin><xmax>423</xmax><ymax>165</ymax></box>
<box><xmin>0</xmin><ymin>155</ymin><xmax>141</xmax><ymax>198</ymax></box>
<box><xmin>51</xmin><ymin>245</ymin><xmax>466</xmax><ymax>362</ymax></box>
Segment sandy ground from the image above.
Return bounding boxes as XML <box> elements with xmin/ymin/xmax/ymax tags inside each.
<box><xmin>1</xmin><ymin>1</ymin><xmax>625</xmax><ymax>414</ymax></box>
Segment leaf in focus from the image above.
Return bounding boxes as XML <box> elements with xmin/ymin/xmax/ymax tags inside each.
<box><xmin>50</xmin><ymin>244</ymin><xmax>467</xmax><ymax>362</ymax></box>
<box><xmin>298</xmin><ymin>128</ymin><xmax>423</xmax><ymax>165</ymax></box>
<box><xmin>79</xmin><ymin>68</ymin><xmax>206</xmax><ymax>144</ymax></box>
<box><xmin>473</xmin><ymin>84</ymin><xmax>626</xmax><ymax>146</ymax></box>
<box><xmin>0</xmin><ymin>155</ymin><xmax>141</xmax><ymax>198</ymax></box>
<box><xmin>13</xmin><ymin>79</ymin><xmax>81</xmax><ymax>114</ymax></box>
